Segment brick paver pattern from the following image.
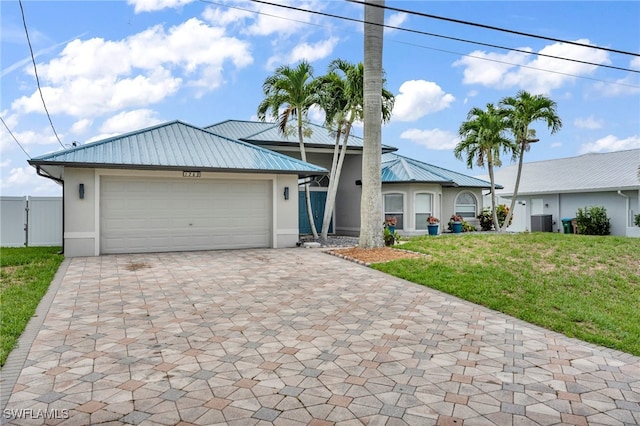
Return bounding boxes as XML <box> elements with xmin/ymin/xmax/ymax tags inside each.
<box><xmin>3</xmin><ymin>249</ymin><xmax>639</xmax><ymax>425</ymax></box>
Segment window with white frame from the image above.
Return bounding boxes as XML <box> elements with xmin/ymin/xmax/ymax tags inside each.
<box><xmin>455</xmin><ymin>191</ymin><xmax>477</xmax><ymax>218</ymax></box>
<box><xmin>384</xmin><ymin>193</ymin><xmax>404</xmax><ymax>229</ymax></box>
<box><xmin>415</xmin><ymin>193</ymin><xmax>433</xmax><ymax>230</ymax></box>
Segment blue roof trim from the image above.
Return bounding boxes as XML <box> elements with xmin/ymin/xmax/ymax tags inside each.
<box><xmin>30</xmin><ymin>120</ymin><xmax>327</xmax><ymax>175</ymax></box>
<box><xmin>381</xmin><ymin>153</ymin><xmax>501</xmax><ymax>188</ymax></box>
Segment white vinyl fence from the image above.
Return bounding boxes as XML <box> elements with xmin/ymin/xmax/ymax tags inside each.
<box><xmin>0</xmin><ymin>196</ymin><xmax>62</xmax><ymax>247</ymax></box>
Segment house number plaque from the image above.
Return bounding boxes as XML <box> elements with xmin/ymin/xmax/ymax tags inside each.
<box><xmin>183</xmin><ymin>171</ymin><xmax>201</xmax><ymax>178</ymax></box>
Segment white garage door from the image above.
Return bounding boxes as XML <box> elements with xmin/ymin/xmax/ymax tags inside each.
<box><xmin>101</xmin><ymin>176</ymin><xmax>272</xmax><ymax>254</ymax></box>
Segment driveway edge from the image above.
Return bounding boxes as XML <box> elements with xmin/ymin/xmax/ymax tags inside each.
<box><xmin>0</xmin><ymin>257</ymin><xmax>71</xmax><ymax>412</ymax></box>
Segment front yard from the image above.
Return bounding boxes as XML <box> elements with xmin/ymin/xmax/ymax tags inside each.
<box><xmin>0</xmin><ymin>246</ymin><xmax>63</xmax><ymax>366</ymax></box>
<box><xmin>371</xmin><ymin>233</ymin><xmax>640</xmax><ymax>356</ymax></box>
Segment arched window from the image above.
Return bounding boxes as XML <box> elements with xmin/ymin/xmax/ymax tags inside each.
<box><xmin>455</xmin><ymin>192</ymin><xmax>477</xmax><ymax>218</ymax></box>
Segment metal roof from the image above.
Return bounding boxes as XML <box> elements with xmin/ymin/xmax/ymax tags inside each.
<box><xmin>381</xmin><ymin>153</ymin><xmax>499</xmax><ymax>188</ymax></box>
<box><xmin>29</xmin><ymin>121</ymin><xmax>327</xmax><ymax>176</ymax></box>
<box><xmin>487</xmin><ymin>149</ymin><xmax>640</xmax><ymax>196</ymax></box>
<box><xmin>205</xmin><ymin>119</ymin><xmax>398</xmax><ymax>153</ymax></box>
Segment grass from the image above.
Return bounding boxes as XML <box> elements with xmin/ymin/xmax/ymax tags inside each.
<box><xmin>0</xmin><ymin>246</ymin><xmax>63</xmax><ymax>367</ymax></box>
<box><xmin>372</xmin><ymin>232</ymin><xmax>640</xmax><ymax>356</ymax></box>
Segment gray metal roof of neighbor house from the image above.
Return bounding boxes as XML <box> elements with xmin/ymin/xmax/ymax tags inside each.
<box><xmin>205</xmin><ymin>119</ymin><xmax>398</xmax><ymax>153</ymax></box>
<box><xmin>28</xmin><ymin>121</ymin><xmax>328</xmax><ymax>176</ymax></box>
<box><xmin>488</xmin><ymin>149</ymin><xmax>640</xmax><ymax>196</ymax></box>
<box><xmin>381</xmin><ymin>153</ymin><xmax>500</xmax><ymax>188</ymax></box>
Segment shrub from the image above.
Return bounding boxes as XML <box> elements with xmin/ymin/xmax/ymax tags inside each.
<box><xmin>635</xmin><ymin>213</ymin><xmax>640</xmax><ymax>227</ymax></box>
<box><xmin>383</xmin><ymin>227</ymin><xmax>400</xmax><ymax>246</ymax></box>
<box><xmin>477</xmin><ymin>204</ymin><xmax>513</xmax><ymax>231</ymax></box>
<box><xmin>576</xmin><ymin>206</ymin><xmax>611</xmax><ymax>235</ymax></box>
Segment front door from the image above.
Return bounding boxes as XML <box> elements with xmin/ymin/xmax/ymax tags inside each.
<box><xmin>298</xmin><ymin>190</ymin><xmax>333</xmax><ymax>235</ymax></box>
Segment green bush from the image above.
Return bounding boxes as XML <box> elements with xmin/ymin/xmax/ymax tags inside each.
<box><xmin>576</xmin><ymin>206</ymin><xmax>611</xmax><ymax>235</ymax></box>
<box><xmin>477</xmin><ymin>204</ymin><xmax>513</xmax><ymax>231</ymax></box>
<box><xmin>383</xmin><ymin>226</ymin><xmax>400</xmax><ymax>246</ymax></box>
<box><xmin>635</xmin><ymin>213</ymin><xmax>640</xmax><ymax>227</ymax></box>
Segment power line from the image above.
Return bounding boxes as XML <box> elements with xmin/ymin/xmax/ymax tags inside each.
<box><xmin>1</xmin><ymin>116</ymin><xmax>31</xmax><ymax>159</ymax></box>
<box><xmin>243</xmin><ymin>0</ymin><xmax>639</xmax><ymax>75</ymax></box>
<box><xmin>18</xmin><ymin>0</ymin><xmax>66</xmax><ymax>150</ymax></box>
<box><xmin>346</xmin><ymin>0</ymin><xmax>640</xmax><ymax>58</ymax></box>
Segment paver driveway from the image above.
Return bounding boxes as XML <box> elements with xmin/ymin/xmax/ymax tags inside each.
<box><xmin>2</xmin><ymin>249</ymin><xmax>639</xmax><ymax>425</ymax></box>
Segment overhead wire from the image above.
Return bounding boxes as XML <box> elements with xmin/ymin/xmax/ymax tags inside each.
<box><xmin>1</xmin><ymin>116</ymin><xmax>31</xmax><ymax>159</ymax></box>
<box><xmin>242</xmin><ymin>0</ymin><xmax>638</xmax><ymax>74</ymax></box>
<box><xmin>346</xmin><ymin>0</ymin><xmax>640</xmax><ymax>58</ymax></box>
<box><xmin>18</xmin><ymin>0</ymin><xmax>66</xmax><ymax>150</ymax></box>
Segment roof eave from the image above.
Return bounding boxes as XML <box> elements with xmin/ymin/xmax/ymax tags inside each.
<box><xmin>28</xmin><ymin>160</ymin><xmax>327</xmax><ymax>176</ymax></box>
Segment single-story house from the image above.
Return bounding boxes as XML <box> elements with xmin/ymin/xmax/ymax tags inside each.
<box><xmin>486</xmin><ymin>149</ymin><xmax>640</xmax><ymax>237</ymax></box>
<box><xmin>28</xmin><ymin>121</ymin><xmax>327</xmax><ymax>257</ymax></box>
<box><xmin>206</xmin><ymin>120</ymin><xmax>498</xmax><ymax>237</ymax></box>
<box><xmin>30</xmin><ymin>119</ymin><xmax>498</xmax><ymax>257</ymax></box>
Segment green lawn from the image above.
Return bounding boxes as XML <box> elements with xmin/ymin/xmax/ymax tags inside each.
<box><xmin>0</xmin><ymin>246</ymin><xmax>64</xmax><ymax>367</ymax></box>
<box><xmin>373</xmin><ymin>233</ymin><xmax>640</xmax><ymax>356</ymax></box>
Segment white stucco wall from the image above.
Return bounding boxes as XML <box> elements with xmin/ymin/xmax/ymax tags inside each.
<box><xmin>62</xmin><ymin>167</ymin><xmax>299</xmax><ymax>256</ymax></box>
<box><xmin>493</xmin><ymin>190</ymin><xmax>639</xmax><ymax>236</ymax></box>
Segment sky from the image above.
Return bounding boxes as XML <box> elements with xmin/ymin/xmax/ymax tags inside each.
<box><xmin>1</xmin><ymin>0</ymin><xmax>639</xmax><ymax>196</ymax></box>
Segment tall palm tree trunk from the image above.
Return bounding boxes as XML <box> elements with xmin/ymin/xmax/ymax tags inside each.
<box><xmin>298</xmin><ymin>115</ymin><xmax>318</xmax><ymax>239</ymax></box>
<box><xmin>321</xmin><ymin>123</ymin><xmax>349</xmax><ymax>240</ymax></box>
<box><xmin>500</xmin><ymin>141</ymin><xmax>525</xmax><ymax>232</ymax></box>
<box><xmin>360</xmin><ymin>0</ymin><xmax>384</xmax><ymax>249</ymax></box>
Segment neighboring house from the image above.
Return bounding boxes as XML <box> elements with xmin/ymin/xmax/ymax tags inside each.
<box><xmin>206</xmin><ymin>120</ymin><xmax>497</xmax><ymax>236</ymax></box>
<box><xmin>28</xmin><ymin>121</ymin><xmax>327</xmax><ymax>257</ymax></box>
<box><xmin>29</xmin><ymin>119</ymin><xmax>497</xmax><ymax>257</ymax></box>
<box><xmin>486</xmin><ymin>149</ymin><xmax>640</xmax><ymax>236</ymax></box>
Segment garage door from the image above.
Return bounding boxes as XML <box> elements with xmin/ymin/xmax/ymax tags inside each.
<box><xmin>101</xmin><ymin>176</ymin><xmax>272</xmax><ymax>254</ymax></box>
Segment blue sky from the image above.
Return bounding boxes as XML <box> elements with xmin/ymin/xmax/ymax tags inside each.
<box><xmin>1</xmin><ymin>0</ymin><xmax>639</xmax><ymax>196</ymax></box>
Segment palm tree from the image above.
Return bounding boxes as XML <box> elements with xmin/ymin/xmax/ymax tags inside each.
<box><xmin>499</xmin><ymin>90</ymin><xmax>562</xmax><ymax>231</ymax></box>
<box><xmin>455</xmin><ymin>103</ymin><xmax>514</xmax><ymax>230</ymax></box>
<box><xmin>360</xmin><ymin>0</ymin><xmax>385</xmax><ymax>248</ymax></box>
<box><xmin>257</xmin><ymin>60</ymin><xmax>319</xmax><ymax>239</ymax></box>
<box><xmin>316</xmin><ymin>59</ymin><xmax>394</xmax><ymax>241</ymax></box>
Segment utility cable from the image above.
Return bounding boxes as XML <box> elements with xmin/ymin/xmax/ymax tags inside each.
<box><xmin>1</xmin><ymin>116</ymin><xmax>31</xmax><ymax>159</ymax></box>
<box><xmin>346</xmin><ymin>0</ymin><xmax>640</xmax><ymax>58</ymax></box>
<box><xmin>243</xmin><ymin>0</ymin><xmax>639</xmax><ymax>74</ymax></box>
<box><xmin>19</xmin><ymin>0</ymin><xmax>66</xmax><ymax>150</ymax></box>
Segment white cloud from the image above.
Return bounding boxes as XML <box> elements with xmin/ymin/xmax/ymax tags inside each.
<box><xmin>292</xmin><ymin>37</ymin><xmax>339</xmax><ymax>63</ymax></box>
<box><xmin>593</xmin><ymin>74</ymin><xmax>640</xmax><ymax>97</ymax></box>
<box><xmin>579</xmin><ymin>135</ymin><xmax>640</xmax><ymax>154</ymax></box>
<box><xmin>631</xmin><ymin>57</ymin><xmax>640</xmax><ymax>70</ymax></box>
<box><xmin>11</xmin><ymin>18</ymin><xmax>252</xmax><ymax>118</ymax></box>
<box><xmin>392</xmin><ymin>80</ymin><xmax>455</xmax><ymax>122</ymax></box>
<box><xmin>244</xmin><ymin>0</ymin><xmax>321</xmax><ymax>37</ymax></box>
<box><xmin>574</xmin><ymin>116</ymin><xmax>603</xmax><ymax>130</ymax></box>
<box><xmin>385</xmin><ymin>12</ymin><xmax>408</xmax><ymax>34</ymax></box>
<box><xmin>127</xmin><ymin>0</ymin><xmax>195</xmax><ymax>13</ymax></box>
<box><xmin>100</xmin><ymin>109</ymin><xmax>163</xmax><ymax>134</ymax></box>
<box><xmin>202</xmin><ymin>5</ymin><xmax>253</xmax><ymax>27</ymax></box>
<box><xmin>70</xmin><ymin>119</ymin><xmax>92</xmax><ymax>135</ymax></box>
<box><xmin>400</xmin><ymin>128</ymin><xmax>459</xmax><ymax>150</ymax></box>
<box><xmin>454</xmin><ymin>39</ymin><xmax>610</xmax><ymax>94</ymax></box>
<box><xmin>0</xmin><ymin>166</ymin><xmax>61</xmax><ymax>196</ymax></box>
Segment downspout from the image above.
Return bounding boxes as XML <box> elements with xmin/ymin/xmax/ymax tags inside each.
<box><xmin>36</xmin><ymin>166</ymin><xmax>64</xmax><ymax>255</ymax></box>
<box><xmin>617</xmin><ymin>190</ymin><xmax>630</xmax><ymax>227</ymax></box>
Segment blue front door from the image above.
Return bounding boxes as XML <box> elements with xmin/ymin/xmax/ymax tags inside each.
<box><xmin>298</xmin><ymin>191</ymin><xmax>333</xmax><ymax>235</ymax></box>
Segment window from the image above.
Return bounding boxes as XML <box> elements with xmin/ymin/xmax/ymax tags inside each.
<box><xmin>415</xmin><ymin>193</ymin><xmax>433</xmax><ymax>230</ymax></box>
<box><xmin>455</xmin><ymin>192</ymin><xmax>477</xmax><ymax>218</ymax></box>
<box><xmin>384</xmin><ymin>193</ymin><xmax>404</xmax><ymax>229</ymax></box>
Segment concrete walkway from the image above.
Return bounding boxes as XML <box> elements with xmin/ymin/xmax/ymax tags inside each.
<box><xmin>1</xmin><ymin>249</ymin><xmax>639</xmax><ymax>425</ymax></box>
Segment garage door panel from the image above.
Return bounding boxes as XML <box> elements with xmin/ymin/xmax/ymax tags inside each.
<box><xmin>101</xmin><ymin>177</ymin><xmax>272</xmax><ymax>254</ymax></box>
